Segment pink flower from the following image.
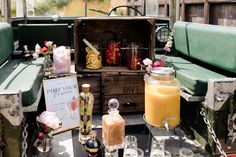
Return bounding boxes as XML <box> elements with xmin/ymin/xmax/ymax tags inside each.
<box><xmin>145</xmin><ymin>65</ymin><xmax>152</xmax><ymax>73</ymax></box>
<box><xmin>143</xmin><ymin>58</ymin><xmax>153</xmax><ymax>66</ymax></box>
<box><xmin>36</xmin><ymin>111</ymin><xmax>61</xmax><ymax>130</ymax></box>
<box><xmin>45</xmin><ymin>41</ymin><xmax>53</xmax><ymax>49</ymax></box>
<box><xmin>153</xmin><ymin>60</ymin><xmax>163</xmax><ymax>67</ymax></box>
<box><xmin>32</xmin><ymin>52</ymin><xmax>39</xmax><ymax>59</ymax></box>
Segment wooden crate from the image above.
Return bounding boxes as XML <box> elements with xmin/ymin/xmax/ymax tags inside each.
<box><xmin>77</xmin><ymin>73</ymin><xmax>101</xmax><ymax>113</ymax></box>
<box><xmin>74</xmin><ymin>17</ymin><xmax>155</xmax><ymax>114</ymax></box>
<box><xmin>102</xmin><ymin>72</ymin><xmax>144</xmax><ymax>113</ymax></box>
<box><xmin>74</xmin><ymin>17</ymin><xmax>156</xmax><ymax>72</ymax></box>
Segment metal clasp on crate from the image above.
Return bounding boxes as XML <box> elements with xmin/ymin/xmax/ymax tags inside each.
<box><xmin>205</xmin><ymin>78</ymin><xmax>236</xmax><ymax>111</ymax></box>
<box><xmin>0</xmin><ymin>90</ymin><xmax>23</xmax><ymax>126</ymax></box>
<box><xmin>205</xmin><ymin>78</ymin><xmax>236</xmax><ymax>149</ymax></box>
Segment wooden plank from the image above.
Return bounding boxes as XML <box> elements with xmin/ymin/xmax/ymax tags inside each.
<box><xmin>204</xmin><ymin>1</ymin><xmax>209</xmax><ymax>24</ymax></box>
<box><xmin>209</xmin><ymin>3</ymin><xmax>236</xmax><ymax>27</ymax></box>
<box><xmin>181</xmin><ymin>2</ymin><xmax>186</xmax><ymax>21</ymax></box>
<box><xmin>102</xmin><ymin>73</ymin><xmax>144</xmax><ymax>95</ymax></box>
<box><xmin>185</xmin><ymin>4</ymin><xmax>204</xmax><ymax>23</ymax></box>
<box><xmin>79</xmin><ymin>66</ymin><xmax>146</xmax><ymax>73</ymax></box>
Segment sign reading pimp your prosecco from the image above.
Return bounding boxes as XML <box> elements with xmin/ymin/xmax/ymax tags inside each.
<box><xmin>43</xmin><ymin>76</ymin><xmax>80</xmax><ymax>133</ymax></box>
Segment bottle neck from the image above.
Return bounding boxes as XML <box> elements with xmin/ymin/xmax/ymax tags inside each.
<box><xmin>150</xmin><ymin>72</ymin><xmax>175</xmax><ymax>81</ymax></box>
<box><xmin>108</xmin><ymin>110</ymin><xmax>119</xmax><ymax>115</ymax></box>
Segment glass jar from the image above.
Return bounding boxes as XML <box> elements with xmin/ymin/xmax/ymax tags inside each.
<box><xmin>78</xmin><ymin>84</ymin><xmax>94</xmax><ymax>144</ymax></box>
<box><xmin>102</xmin><ymin>98</ymin><xmax>125</xmax><ymax>151</ymax></box>
<box><xmin>106</xmin><ymin>41</ymin><xmax>121</xmax><ymax>66</ymax></box>
<box><xmin>144</xmin><ymin>67</ymin><xmax>180</xmax><ymax>128</ymax></box>
<box><xmin>43</xmin><ymin>54</ymin><xmax>53</xmax><ymax>77</ymax></box>
<box><xmin>126</xmin><ymin>42</ymin><xmax>144</xmax><ymax>70</ymax></box>
<box><xmin>53</xmin><ymin>46</ymin><xmax>71</xmax><ymax>74</ymax></box>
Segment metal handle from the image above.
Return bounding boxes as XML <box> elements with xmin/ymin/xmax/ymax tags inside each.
<box><xmin>122</xmin><ymin>102</ymin><xmax>137</xmax><ymax>108</ymax></box>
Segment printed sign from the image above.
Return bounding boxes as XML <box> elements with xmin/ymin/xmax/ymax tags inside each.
<box><xmin>43</xmin><ymin>76</ymin><xmax>80</xmax><ymax>132</ymax></box>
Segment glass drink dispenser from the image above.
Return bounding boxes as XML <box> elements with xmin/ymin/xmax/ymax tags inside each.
<box><xmin>144</xmin><ymin>67</ymin><xmax>180</xmax><ymax>129</ymax></box>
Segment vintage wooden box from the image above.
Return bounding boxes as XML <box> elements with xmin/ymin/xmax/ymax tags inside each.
<box><xmin>102</xmin><ymin>71</ymin><xmax>144</xmax><ymax>113</ymax></box>
<box><xmin>74</xmin><ymin>17</ymin><xmax>156</xmax><ymax>113</ymax></box>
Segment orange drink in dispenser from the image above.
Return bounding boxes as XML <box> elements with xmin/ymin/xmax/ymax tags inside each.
<box><xmin>145</xmin><ymin>67</ymin><xmax>180</xmax><ymax>128</ymax></box>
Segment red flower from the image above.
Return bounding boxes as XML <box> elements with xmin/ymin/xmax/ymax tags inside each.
<box><xmin>38</xmin><ymin>132</ymin><xmax>45</xmax><ymax>140</ymax></box>
<box><xmin>42</xmin><ymin>126</ymin><xmax>49</xmax><ymax>133</ymax></box>
<box><xmin>41</xmin><ymin>47</ymin><xmax>48</xmax><ymax>53</ymax></box>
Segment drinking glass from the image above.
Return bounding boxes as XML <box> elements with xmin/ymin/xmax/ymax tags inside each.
<box><xmin>150</xmin><ymin>137</ymin><xmax>165</xmax><ymax>157</ymax></box>
<box><xmin>137</xmin><ymin>148</ymin><xmax>144</xmax><ymax>157</ymax></box>
<box><xmin>165</xmin><ymin>151</ymin><xmax>172</xmax><ymax>157</ymax></box>
<box><xmin>179</xmin><ymin>148</ymin><xmax>194</xmax><ymax>157</ymax></box>
<box><xmin>123</xmin><ymin>135</ymin><xmax>138</xmax><ymax>157</ymax></box>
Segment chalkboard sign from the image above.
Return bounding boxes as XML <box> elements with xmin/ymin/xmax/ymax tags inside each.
<box><xmin>43</xmin><ymin>76</ymin><xmax>80</xmax><ymax>132</ymax></box>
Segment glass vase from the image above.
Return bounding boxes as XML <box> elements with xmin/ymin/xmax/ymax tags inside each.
<box><xmin>43</xmin><ymin>55</ymin><xmax>53</xmax><ymax>76</ymax></box>
<box><xmin>36</xmin><ymin>136</ymin><xmax>53</xmax><ymax>153</ymax></box>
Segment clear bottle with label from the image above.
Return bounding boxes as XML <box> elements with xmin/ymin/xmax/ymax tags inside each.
<box><xmin>145</xmin><ymin>67</ymin><xmax>180</xmax><ymax>128</ymax></box>
<box><xmin>102</xmin><ymin>98</ymin><xmax>125</xmax><ymax>151</ymax></box>
<box><xmin>78</xmin><ymin>84</ymin><xmax>94</xmax><ymax>144</ymax></box>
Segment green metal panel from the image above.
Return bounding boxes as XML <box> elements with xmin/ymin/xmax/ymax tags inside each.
<box><xmin>3</xmin><ymin>117</ymin><xmax>21</xmax><ymax>157</ymax></box>
<box><xmin>0</xmin><ymin>23</ymin><xmax>14</xmax><ymax>65</ymax></box>
<box><xmin>0</xmin><ymin>58</ymin><xmax>44</xmax><ymax>106</ymax></box>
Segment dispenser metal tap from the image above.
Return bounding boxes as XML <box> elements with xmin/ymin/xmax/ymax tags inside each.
<box><xmin>163</xmin><ymin>120</ymin><xmax>169</xmax><ymax>132</ymax></box>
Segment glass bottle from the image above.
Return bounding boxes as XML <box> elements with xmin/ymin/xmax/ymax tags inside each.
<box><xmin>179</xmin><ymin>148</ymin><xmax>194</xmax><ymax>157</ymax></box>
<box><xmin>43</xmin><ymin>54</ymin><xmax>53</xmax><ymax>77</ymax></box>
<box><xmin>105</xmin><ymin>149</ymin><xmax>118</xmax><ymax>157</ymax></box>
<box><xmin>79</xmin><ymin>84</ymin><xmax>94</xmax><ymax>144</ymax></box>
<box><xmin>102</xmin><ymin>98</ymin><xmax>125</xmax><ymax>151</ymax></box>
<box><xmin>85</xmin><ymin>130</ymin><xmax>101</xmax><ymax>157</ymax></box>
<box><xmin>144</xmin><ymin>67</ymin><xmax>180</xmax><ymax>128</ymax></box>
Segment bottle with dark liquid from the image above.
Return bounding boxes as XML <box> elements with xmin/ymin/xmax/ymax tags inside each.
<box><xmin>79</xmin><ymin>84</ymin><xmax>94</xmax><ymax>144</ymax></box>
<box><xmin>85</xmin><ymin>130</ymin><xmax>101</xmax><ymax>157</ymax></box>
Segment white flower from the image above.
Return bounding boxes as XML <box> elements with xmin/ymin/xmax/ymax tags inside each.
<box><xmin>45</xmin><ymin>41</ymin><xmax>53</xmax><ymax>48</ymax></box>
<box><xmin>143</xmin><ymin>58</ymin><xmax>153</xmax><ymax>66</ymax></box>
<box><xmin>35</xmin><ymin>44</ymin><xmax>41</xmax><ymax>51</ymax></box>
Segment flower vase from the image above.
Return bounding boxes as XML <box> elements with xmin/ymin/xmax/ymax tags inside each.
<box><xmin>36</xmin><ymin>136</ymin><xmax>53</xmax><ymax>153</ymax></box>
<box><xmin>43</xmin><ymin>55</ymin><xmax>53</xmax><ymax>76</ymax></box>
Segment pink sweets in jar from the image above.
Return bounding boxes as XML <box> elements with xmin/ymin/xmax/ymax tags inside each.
<box><xmin>53</xmin><ymin>46</ymin><xmax>71</xmax><ymax>74</ymax></box>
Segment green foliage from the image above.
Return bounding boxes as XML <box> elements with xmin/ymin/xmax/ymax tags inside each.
<box><xmin>48</xmin><ymin>0</ymin><xmax>71</xmax><ymax>8</ymax></box>
<box><xmin>87</xmin><ymin>0</ymin><xmax>105</xmax><ymax>2</ymax></box>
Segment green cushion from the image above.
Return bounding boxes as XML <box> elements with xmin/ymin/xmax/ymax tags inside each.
<box><xmin>174</xmin><ymin>21</ymin><xmax>236</xmax><ymax>73</ymax></box>
<box><xmin>0</xmin><ymin>58</ymin><xmax>44</xmax><ymax>106</ymax></box>
<box><xmin>156</xmin><ymin>55</ymin><xmax>226</xmax><ymax>95</ymax></box>
<box><xmin>0</xmin><ymin>23</ymin><xmax>14</xmax><ymax>65</ymax></box>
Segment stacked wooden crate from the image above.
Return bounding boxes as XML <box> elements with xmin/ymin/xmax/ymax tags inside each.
<box><xmin>74</xmin><ymin>17</ymin><xmax>156</xmax><ymax>113</ymax></box>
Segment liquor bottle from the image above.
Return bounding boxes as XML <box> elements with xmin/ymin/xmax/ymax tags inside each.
<box><xmin>85</xmin><ymin>130</ymin><xmax>101</xmax><ymax>157</ymax></box>
<box><xmin>102</xmin><ymin>98</ymin><xmax>125</xmax><ymax>151</ymax></box>
<box><xmin>79</xmin><ymin>84</ymin><xmax>94</xmax><ymax>144</ymax></box>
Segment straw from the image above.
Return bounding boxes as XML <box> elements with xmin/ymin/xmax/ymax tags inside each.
<box><xmin>83</xmin><ymin>39</ymin><xmax>100</xmax><ymax>55</ymax></box>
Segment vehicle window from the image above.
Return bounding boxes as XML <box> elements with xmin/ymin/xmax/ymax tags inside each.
<box><xmin>24</xmin><ymin>0</ymin><xmax>144</xmax><ymax>17</ymax></box>
<box><xmin>29</xmin><ymin>0</ymin><xmax>112</xmax><ymax>17</ymax></box>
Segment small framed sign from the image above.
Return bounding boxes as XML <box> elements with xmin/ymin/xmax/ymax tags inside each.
<box><xmin>43</xmin><ymin>75</ymin><xmax>80</xmax><ymax>133</ymax></box>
